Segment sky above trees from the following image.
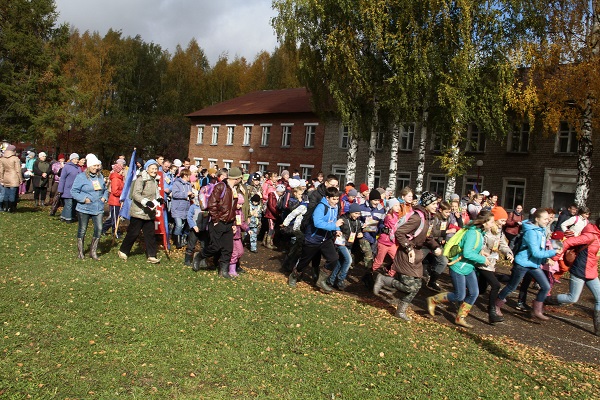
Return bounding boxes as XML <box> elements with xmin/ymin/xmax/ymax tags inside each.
<box><xmin>53</xmin><ymin>0</ymin><xmax>278</xmax><ymax>64</ymax></box>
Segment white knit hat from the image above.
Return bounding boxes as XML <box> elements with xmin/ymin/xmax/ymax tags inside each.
<box><xmin>85</xmin><ymin>153</ymin><xmax>101</xmax><ymax>167</ymax></box>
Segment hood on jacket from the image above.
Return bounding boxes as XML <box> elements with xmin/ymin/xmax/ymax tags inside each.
<box><xmin>581</xmin><ymin>222</ymin><xmax>600</xmax><ymax>236</ymax></box>
<box><xmin>521</xmin><ymin>220</ymin><xmax>544</xmax><ymax>234</ymax></box>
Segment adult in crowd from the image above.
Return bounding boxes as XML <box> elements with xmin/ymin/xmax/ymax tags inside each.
<box><xmin>57</xmin><ymin>153</ymin><xmax>81</xmax><ymax>223</ymax></box>
<box><xmin>504</xmin><ymin>204</ymin><xmax>524</xmax><ymax>250</ymax></box>
<box><xmin>24</xmin><ymin>151</ymin><xmax>36</xmax><ymax>193</ymax></box>
<box><xmin>118</xmin><ymin>159</ymin><xmax>164</xmax><ymax>264</ymax></box>
<box><xmin>49</xmin><ymin>153</ymin><xmax>65</xmax><ymax>211</ymax></box>
<box><xmin>101</xmin><ymin>163</ymin><xmax>125</xmax><ymax>238</ymax></box>
<box><xmin>560</xmin><ymin>206</ymin><xmax>590</xmax><ymax>237</ymax></box>
<box><xmin>554</xmin><ymin>203</ymin><xmax>578</xmax><ymax>232</ymax></box>
<box><xmin>496</xmin><ymin>208</ymin><xmax>557</xmax><ymax>321</ymax></box>
<box><xmin>32</xmin><ymin>151</ymin><xmax>52</xmax><ymax>206</ymax></box>
<box><xmin>70</xmin><ymin>154</ymin><xmax>108</xmax><ymax>260</ymax></box>
<box><xmin>171</xmin><ymin>168</ymin><xmax>193</xmax><ymax>249</ymax></box>
<box><xmin>192</xmin><ymin>167</ymin><xmax>244</xmax><ymax>278</ymax></box>
<box><xmin>0</xmin><ymin>144</ymin><xmax>23</xmax><ymax>212</ymax></box>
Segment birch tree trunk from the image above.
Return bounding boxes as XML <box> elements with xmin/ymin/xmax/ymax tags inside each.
<box><xmin>444</xmin><ymin>133</ymin><xmax>461</xmax><ymax>200</ymax></box>
<box><xmin>346</xmin><ymin>132</ymin><xmax>358</xmax><ymax>184</ymax></box>
<box><xmin>415</xmin><ymin>108</ymin><xmax>429</xmax><ymax>196</ymax></box>
<box><xmin>387</xmin><ymin>124</ymin><xmax>399</xmax><ymax>192</ymax></box>
<box><xmin>367</xmin><ymin>124</ymin><xmax>377</xmax><ymax>189</ymax></box>
<box><xmin>575</xmin><ymin>97</ymin><xmax>593</xmax><ymax>207</ymax></box>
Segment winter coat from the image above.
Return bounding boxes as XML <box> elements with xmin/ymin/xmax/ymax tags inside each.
<box><xmin>243</xmin><ymin>182</ymin><xmax>262</xmax><ymax>219</ymax></box>
<box><xmin>248</xmin><ymin>202</ymin><xmax>263</xmax><ymax>229</ymax></box>
<box><xmin>449</xmin><ymin>225</ymin><xmax>487</xmax><ymax>276</ymax></box>
<box><xmin>479</xmin><ymin>228</ymin><xmax>512</xmax><ymax>272</ymax></box>
<box><xmin>129</xmin><ymin>170</ymin><xmax>160</xmax><ymax>221</ymax></box>
<box><xmin>446</xmin><ymin>211</ymin><xmax>464</xmax><ymax>240</ymax></box>
<box><xmin>562</xmin><ymin>223</ymin><xmax>600</xmax><ymax>280</ymax></box>
<box><xmin>282</xmin><ymin>202</ymin><xmax>306</xmax><ymax>232</ymax></box>
<box><xmin>108</xmin><ymin>171</ymin><xmax>124</xmax><ymax>206</ymax></box>
<box><xmin>467</xmin><ymin>201</ymin><xmax>482</xmax><ymax>221</ymax></box>
<box><xmin>392</xmin><ymin>205</ymin><xmax>439</xmax><ymax>278</ymax></box>
<box><xmin>208</xmin><ymin>181</ymin><xmax>237</xmax><ymax>224</ymax></box>
<box><xmin>560</xmin><ymin>215</ymin><xmax>588</xmax><ymax>236</ymax></box>
<box><xmin>71</xmin><ymin>171</ymin><xmax>109</xmax><ymax>215</ymax></box>
<box><xmin>304</xmin><ymin>197</ymin><xmax>340</xmax><ymax>245</ymax></box>
<box><xmin>187</xmin><ymin>203</ymin><xmax>201</xmax><ymax>230</ymax></box>
<box><xmin>25</xmin><ymin>156</ymin><xmax>35</xmax><ymax>172</ymax></box>
<box><xmin>514</xmin><ymin>221</ymin><xmax>557</xmax><ymax>269</ymax></box>
<box><xmin>359</xmin><ymin>202</ymin><xmax>386</xmax><ymax>244</ymax></box>
<box><xmin>233</xmin><ymin>208</ymin><xmax>249</xmax><ymax>240</ymax></box>
<box><xmin>264</xmin><ymin>191</ymin><xmax>280</xmax><ymax>220</ymax></box>
<box><xmin>338</xmin><ymin>213</ymin><xmax>363</xmax><ymax>248</ymax></box>
<box><xmin>57</xmin><ymin>161</ymin><xmax>81</xmax><ymax>199</ymax></box>
<box><xmin>171</xmin><ymin>177</ymin><xmax>192</xmax><ymax>219</ymax></box>
<box><xmin>262</xmin><ymin>180</ymin><xmax>276</xmax><ymax>203</ymax></box>
<box><xmin>377</xmin><ymin>211</ymin><xmax>401</xmax><ymax>247</ymax></box>
<box><xmin>162</xmin><ymin>170</ymin><xmax>174</xmax><ymax>194</ymax></box>
<box><xmin>555</xmin><ymin>209</ymin><xmax>575</xmax><ymax>232</ymax></box>
<box><xmin>51</xmin><ymin>161</ymin><xmax>63</xmax><ymax>183</ymax></box>
<box><xmin>32</xmin><ymin>159</ymin><xmax>51</xmax><ymax>188</ymax></box>
<box><xmin>0</xmin><ymin>150</ymin><xmax>23</xmax><ymax>187</ymax></box>
<box><xmin>430</xmin><ymin>212</ymin><xmax>450</xmax><ymax>246</ymax></box>
<box><xmin>504</xmin><ymin>211</ymin><xmax>524</xmax><ymax>237</ymax></box>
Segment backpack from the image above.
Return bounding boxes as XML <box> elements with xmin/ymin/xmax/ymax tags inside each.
<box><xmin>198</xmin><ymin>181</ymin><xmax>226</xmax><ymax>210</ymax></box>
<box><xmin>511</xmin><ymin>230</ymin><xmax>526</xmax><ymax>256</ymax></box>
<box><xmin>276</xmin><ymin>191</ymin><xmax>289</xmax><ymax>214</ymax></box>
<box><xmin>394</xmin><ymin>209</ymin><xmax>426</xmax><ymax>240</ymax></box>
<box><xmin>443</xmin><ymin>227</ymin><xmax>481</xmax><ymax>265</ymax></box>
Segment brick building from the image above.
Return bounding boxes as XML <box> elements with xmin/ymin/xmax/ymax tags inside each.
<box><xmin>188</xmin><ymin>89</ymin><xmax>594</xmax><ymax>212</ymax></box>
<box><xmin>186</xmin><ymin>88</ymin><xmax>327</xmax><ymax>181</ymax></box>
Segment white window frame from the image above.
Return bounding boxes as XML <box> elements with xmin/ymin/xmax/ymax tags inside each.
<box><xmin>226</xmin><ymin>125</ymin><xmax>235</xmax><ymax>145</ymax></box>
<box><xmin>304</xmin><ymin>123</ymin><xmax>317</xmax><ymax>148</ymax></box>
<box><xmin>261</xmin><ymin>124</ymin><xmax>271</xmax><ymax>147</ymax></box>
<box><xmin>397</xmin><ymin>172</ymin><xmax>411</xmax><ymax>193</ymax></box>
<box><xmin>463</xmin><ymin>175</ymin><xmax>483</xmax><ymax>196</ymax></box>
<box><xmin>193</xmin><ymin>157</ymin><xmax>202</xmax><ymax>167</ymax></box>
<box><xmin>399</xmin><ymin>123</ymin><xmax>415</xmax><ymax>151</ymax></box>
<box><xmin>428</xmin><ymin>174</ymin><xmax>447</xmax><ymax>196</ymax></box>
<box><xmin>281</xmin><ymin>124</ymin><xmax>293</xmax><ymax>147</ymax></box>
<box><xmin>277</xmin><ymin>163</ymin><xmax>290</xmax><ymax>175</ymax></box>
<box><xmin>340</xmin><ymin>125</ymin><xmax>350</xmax><ymax>149</ymax></box>
<box><xmin>300</xmin><ymin>164</ymin><xmax>314</xmax><ymax>181</ymax></box>
<box><xmin>211</xmin><ymin>125</ymin><xmax>220</xmax><ymax>145</ymax></box>
<box><xmin>196</xmin><ymin>125</ymin><xmax>204</xmax><ymax>144</ymax></box>
<box><xmin>376</xmin><ymin>129</ymin><xmax>385</xmax><ymax>150</ymax></box>
<box><xmin>555</xmin><ymin>121</ymin><xmax>577</xmax><ymax>154</ymax></box>
<box><xmin>222</xmin><ymin>159</ymin><xmax>233</xmax><ymax>170</ymax></box>
<box><xmin>239</xmin><ymin>161</ymin><xmax>249</xmax><ymax>172</ymax></box>
<box><xmin>508</xmin><ymin>123</ymin><xmax>530</xmax><ymax>153</ymax></box>
<box><xmin>257</xmin><ymin>161</ymin><xmax>269</xmax><ymax>175</ymax></box>
<box><xmin>332</xmin><ymin>164</ymin><xmax>347</xmax><ymax>188</ymax></box>
<box><xmin>243</xmin><ymin>125</ymin><xmax>252</xmax><ymax>146</ymax></box>
<box><xmin>207</xmin><ymin>158</ymin><xmax>218</xmax><ymax>168</ymax></box>
<box><xmin>365</xmin><ymin>170</ymin><xmax>382</xmax><ymax>189</ymax></box>
<box><xmin>466</xmin><ymin>124</ymin><xmax>485</xmax><ymax>152</ymax></box>
<box><xmin>502</xmin><ymin>178</ymin><xmax>526</xmax><ymax>211</ymax></box>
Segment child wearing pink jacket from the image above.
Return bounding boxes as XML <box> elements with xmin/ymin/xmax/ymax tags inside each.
<box><xmin>372</xmin><ymin>198</ymin><xmax>402</xmax><ymax>275</ymax></box>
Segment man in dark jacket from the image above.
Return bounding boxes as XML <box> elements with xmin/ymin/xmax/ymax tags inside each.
<box><xmin>193</xmin><ymin>167</ymin><xmax>243</xmax><ymax>278</ymax></box>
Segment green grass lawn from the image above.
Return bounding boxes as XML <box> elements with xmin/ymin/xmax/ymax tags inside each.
<box><xmin>1</xmin><ymin>203</ymin><xmax>599</xmax><ymax>399</ymax></box>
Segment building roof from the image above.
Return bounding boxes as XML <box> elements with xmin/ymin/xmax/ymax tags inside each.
<box><xmin>186</xmin><ymin>88</ymin><xmax>314</xmax><ymax>117</ymax></box>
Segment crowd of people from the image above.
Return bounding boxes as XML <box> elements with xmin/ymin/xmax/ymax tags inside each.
<box><xmin>1</xmin><ymin>142</ymin><xmax>598</xmax><ymax>336</ymax></box>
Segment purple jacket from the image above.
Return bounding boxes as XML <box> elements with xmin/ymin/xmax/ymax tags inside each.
<box><xmin>56</xmin><ymin>161</ymin><xmax>81</xmax><ymax>199</ymax></box>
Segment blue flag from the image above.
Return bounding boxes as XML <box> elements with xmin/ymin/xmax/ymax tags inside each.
<box><xmin>119</xmin><ymin>149</ymin><xmax>137</xmax><ymax>220</ymax></box>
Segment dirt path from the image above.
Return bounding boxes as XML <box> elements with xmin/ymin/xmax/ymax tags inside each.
<box><xmin>241</xmin><ymin>247</ymin><xmax>600</xmax><ymax>365</ymax></box>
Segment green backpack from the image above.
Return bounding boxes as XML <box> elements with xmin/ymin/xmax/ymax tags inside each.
<box><xmin>443</xmin><ymin>227</ymin><xmax>480</xmax><ymax>265</ymax></box>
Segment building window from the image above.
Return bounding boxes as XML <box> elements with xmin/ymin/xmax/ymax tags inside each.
<box><xmin>261</xmin><ymin>125</ymin><xmax>271</xmax><ymax>146</ymax></box>
<box><xmin>428</xmin><ymin>174</ymin><xmax>446</xmax><ymax>196</ymax></box>
<box><xmin>257</xmin><ymin>162</ymin><xmax>269</xmax><ymax>175</ymax></box>
<box><xmin>463</xmin><ymin>175</ymin><xmax>483</xmax><ymax>196</ymax></box>
<box><xmin>240</xmin><ymin>161</ymin><xmax>249</xmax><ymax>172</ymax></box>
<box><xmin>226</xmin><ymin>125</ymin><xmax>235</xmax><ymax>145</ymax></box>
<box><xmin>196</xmin><ymin>125</ymin><xmax>204</xmax><ymax>144</ymax></box>
<box><xmin>503</xmin><ymin>179</ymin><xmax>526</xmax><ymax>211</ymax></box>
<box><xmin>400</xmin><ymin>123</ymin><xmax>415</xmax><ymax>151</ymax></box>
<box><xmin>304</xmin><ymin>124</ymin><xmax>317</xmax><ymax>148</ymax></box>
<box><xmin>281</xmin><ymin>124</ymin><xmax>292</xmax><ymax>147</ymax></box>
<box><xmin>300</xmin><ymin>164</ymin><xmax>314</xmax><ymax>181</ymax></box>
<box><xmin>430</xmin><ymin>131</ymin><xmax>445</xmax><ymax>152</ymax></box>
<box><xmin>332</xmin><ymin>165</ymin><xmax>347</xmax><ymax>188</ymax></box>
<box><xmin>243</xmin><ymin>125</ymin><xmax>252</xmax><ymax>146</ymax></box>
<box><xmin>193</xmin><ymin>157</ymin><xmax>202</xmax><ymax>167</ymax></box>
<box><xmin>211</xmin><ymin>125</ymin><xmax>219</xmax><ymax>145</ymax></box>
<box><xmin>466</xmin><ymin>124</ymin><xmax>485</xmax><ymax>152</ymax></box>
<box><xmin>366</xmin><ymin>170</ymin><xmax>382</xmax><ymax>189</ymax></box>
<box><xmin>223</xmin><ymin>160</ymin><xmax>232</xmax><ymax>170</ymax></box>
<box><xmin>397</xmin><ymin>172</ymin><xmax>411</xmax><ymax>193</ymax></box>
<box><xmin>207</xmin><ymin>158</ymin><xmax>218</xmax><ymax>168</ymax></box>
<box><xmin>508</xmin><ymin>123</ymin><xmax>530</xmax><ymax>153</ymax></box>
<box><xmin>278</xmin><ymin>163</ymin><xmax>290</xmax><ymax>175</ymax></box>
<box><xmin>376</xmin><ymin>129</ymin><xmax>385</xmax><ymax>150</ymax></box>
<box><xmin>555</xmin><ymin>121</ymin><xmax>578</xmax><ymax>154</ymax></box>
<box><xmin>340</xmin><ymin>125</ymin><xmax>350</xmax><ymax>149</ymax></box>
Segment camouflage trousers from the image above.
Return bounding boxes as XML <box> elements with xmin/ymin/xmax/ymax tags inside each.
<box><xmin>359</xmin><ymin>239</ymin><xmax>374</xmax><ymax>268</ymax></box>
<box><xmin>393</xmin><ymin>274</ymin><xmax>423</xmax><ymax>304</ymax></box>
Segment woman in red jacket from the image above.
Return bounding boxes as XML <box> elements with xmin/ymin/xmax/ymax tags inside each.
<box><xmin>101</xmin><ymin>164</ymin><xmax>125</xmax><ymax>238</ymax></box>
<box><xmin>263</xmin><ymin>184</ymin><xmax>286</xmax><ymax>249</ymax></box>
<box><xmin>548</xmin><ymin>219</ymin><xmax>600</xmax><ymax>336</ymax></box>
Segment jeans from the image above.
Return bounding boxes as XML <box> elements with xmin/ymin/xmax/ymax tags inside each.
<box><xmin>77</xmin><ymin>212</ymin><xmax>103</xmax><ymax>239</ymax></box>
<box><xmin>3</xmin><ymin>186</ymin><xmax>17</xmax><ymax>202</ymax></box>
<box><xmin>330</xmin><ymin>245</ymin><xmax>352</xmax><ymax>284</ymax></box>
<box><xmin>499</xmin><ymin>264</ymin><xmax>551</xmax><ymax>303</ymax></box>
<box><xmin>173</xmin><ymin>217</ymin><xmax>186</xmax><ymax>236</ymax></box>
<box><xmin>61</xmin><ymin>198</ymin><xmax>75</xmax><ymax>221</ymax></box>
<box><xmin>557</xmin><ymin>274</ymin><xmax>600</xmax><ymax>311</ymax></box>
<box><xmin>0</xmin><ymin>184</ymin><xmax>4</xmax><ymax>204</ymax></box>
<box><xmin>447</xmin><ymin>269</ymin><xmax>479</xmax><ymax>305</ymax></box>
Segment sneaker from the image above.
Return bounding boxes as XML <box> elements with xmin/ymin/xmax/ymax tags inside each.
<box><xmin>515</xmin><ymin>301</ymin><xmax>531</xmax><ymax>312</ymax></box>
<box><xmin>117</xmin><ymin>251</ymin><xmax>128</xmax><ymax>261</ymax></box>
<box><xmin>147</xmin><ymin>257</ymin><xmax>161</xmax><ymax>264</ymax></box>
<box><xmin>427</xmin><ymin>281</ymin><xmax>442</xmax><ymax>292</ymax></box>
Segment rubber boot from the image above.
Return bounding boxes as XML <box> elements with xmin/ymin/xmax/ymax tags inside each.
<box><xmin>192</xmin><ymin>253</ymin><xmax>207</xmax><ymax>272</ymax></box>
<box><xmin>265</xmin><ymin>235</ymin><xmax>276</xmax><ymax>250</ymax></box>
<box><xmin>427</xmin><ymin>292</ymin><xmax>449</xmax><ymax>316</ymax></box>
<box><xmin>395</xmin><ymin>301</ymin><xmax>412</xmax><ymax>322</ymax></box>
<box><xmin>594</xmin><ymin>311</ymin><xmax>600</xmax><ymax>336</ymax></box>
<box><xmin>77</xmin><ymin>238</ymin><xmax>85</xmax><ymax>260</ymax></box>
<box><xmin>455</xmin><ymin>303</ymin><xmax>474</xmax><ymax>328</ymax></box>
<box><xmin>236</xmin><ymin>261</ymin><xmax>246</xmax><ymax>274</ymax></box>
<box><xmin>495</xmin><ymin>298</ymin><xmax>506</xmax><ymax>317</ymax></box>
<box><xmin>228</xmin><ymin>263</ymin><xmax>239</xmax><ymax>278</ymax></box>
<box><xmin>531</xmin><ymin>300</ymin><xmax>550</xmax><ymax>321</ymax></box>
<box><xmin>184</xmin><ymin>253</ymin><xmax>193</xmax><ymax>266</ymax></box>
<box><xmin>288</xmin><ymin>268</ymin><xmax>300</xmax><ymax>287</ymax></box>
<box><xmin>488</xmin><ymin>304</ymin><xmax>505</xmax><ymax>324</ymax></box>
<box><xmin>219</xmin><ymin>262</ymin><xmax>231</xmax><ymax>279</ymax></box>
<box><xmin>427</xmin><ymin>271</ymin><xmax>442</xmax><ymax>292</ymax></box>
<box><xmin>316</xmin><ymin>268</ymin><xmax>333</xmax><ymax>293</ymax></box>
<box><xmin>89</xmin><ymin>237</ymin><xmax>100</xmax><ymax>261</ymax></box>
<box><xmin>373</xmin><ymin>273</ymin><xmax>395</xmax><ymax>296</ymax></box>
<box><xmin>173</xmin><ymin>235</ymin><xmax>181</xmax><ymax>249</ymax></box>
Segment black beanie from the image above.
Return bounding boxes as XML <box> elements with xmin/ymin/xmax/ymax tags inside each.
<box><xmin>369</xmin><ymin>189</ymin><xmax>381</xmax><ymax>201</ymax></box>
